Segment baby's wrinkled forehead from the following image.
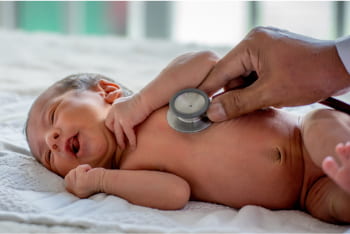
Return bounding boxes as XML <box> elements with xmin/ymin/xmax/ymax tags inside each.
<box><xmin>26</xmin><ymin>85</ymin><xmax>65</xmax><ymax>153</ymax></box>
<box><xmin>30</xmin><ymin>86</ymin><xmax>60</xmax><ymax>117</ymax></box>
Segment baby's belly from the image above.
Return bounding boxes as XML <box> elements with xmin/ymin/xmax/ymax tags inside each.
<box><xmin>186</xmin><ymin>147</ymin><xmax>304</xmax><ymax>209</ymax></box>
<box><xmin>166</xmin><ymin>109</ymin><xmax>305</xmax><ymax>209</ymax></box>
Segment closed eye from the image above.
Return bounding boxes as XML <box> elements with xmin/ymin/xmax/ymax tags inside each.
<box><xmin>50</xmin><ymin>108</ymin><xmax>56</xmax><ymax>124</ymax></box>
<box><xmin>49</xmin><ymin>101</ymin><xmax>60</xmax><ymax>125</ymax></box>
<box><xmin>45</xmin><ymin>150</ymin><xmax>52</xmax><ymax>167</ymax></box>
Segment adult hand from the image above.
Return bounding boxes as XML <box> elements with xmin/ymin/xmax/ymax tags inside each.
<box><xmin>199</xmin><ymin>26</ymin><xmax>350</xmax><ymax>121</ymax></box>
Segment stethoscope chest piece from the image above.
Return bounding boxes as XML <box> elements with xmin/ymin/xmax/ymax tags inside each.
<box><xmin>167</xmin><ymin>88</ymin><xmax>212</xmax><ymax>133</ymax></box>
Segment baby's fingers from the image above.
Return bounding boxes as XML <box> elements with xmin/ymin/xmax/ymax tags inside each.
<box><xmin>64</xmin><ymin>169</ymin><xmax>77</xmax><ymax>190</ymax></box>
<box><xmin>65</xmin><ymin>167</ymin><xmax>77</xmax><ymax>180</ymax></box>
<box><xmin>123</xmin><ymin>125</ymin><xmax>137</xmax><ymax>150</ymax></box>
<box><xmin>114</xmin><ymin>122</ymin><xmax>126</xmax><ymax>150</ymax></box>
<box><xmin>105</xmin><ymin>114</ymin><xmax>115</xmax><ymax>133</ymax></box>
<box><xmin>77</xmin><ymin>164</ymin><xmax>92</xmax><ymax>172</ymax></box>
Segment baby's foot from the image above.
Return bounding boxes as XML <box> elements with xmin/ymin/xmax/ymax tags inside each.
<box><xmin>322</xmin><ymin>142</ymin><xmax>350</xmax><ymax>195</ymax></box>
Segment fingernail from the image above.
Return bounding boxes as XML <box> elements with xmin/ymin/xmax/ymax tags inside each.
<box><xmin>207</xmin><ymin>102</ymin><xmax>227</xmax><ymax>122</ymax></box>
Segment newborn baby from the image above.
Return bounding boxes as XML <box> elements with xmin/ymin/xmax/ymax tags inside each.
<box><xmin>26</xmin><ymin>51</ymin><xmax>350</xmax><ymax>224</ymax></box>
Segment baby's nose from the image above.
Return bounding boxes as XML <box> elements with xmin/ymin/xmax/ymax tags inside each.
<box><xmin>46</xmin><ymin>129</ymin><xmax>62</xmax><ymax>152</ymax></box>
<box><xmin>51</xmin><ymin>143</ymin><xmax>59</xmax><ymax>152</ymax></box>
<box><xmin>53</xmin><ymin>132</ymin><xmax>59</xmax><ymax>139</ymax></box>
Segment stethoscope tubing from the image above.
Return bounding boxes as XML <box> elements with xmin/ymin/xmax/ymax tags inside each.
<box><xmin>319</xmin><ymin>97</ymin><xmax>350</xmax><ymax>115</ymax></box>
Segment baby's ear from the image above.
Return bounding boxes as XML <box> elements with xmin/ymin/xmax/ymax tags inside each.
<box><xmin>95</xmin><ymin>79</ymin><xmax>123</xmax><ymax>104</ymax></box>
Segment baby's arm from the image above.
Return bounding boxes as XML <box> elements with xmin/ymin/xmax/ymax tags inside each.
<box><xmin>302</xmin><ymin>109</ymin><xmax>350</xmax><ymax>165</ymax></box>
<box><xmin>139</xmin><ymin>51</ymin><xmax>219</xmax><ymax>114</ymax></box>
<box><xmin>302</xmin><ymin>109</ymin><xmax>350</xmax><ymax>167</ymax></box>
<box><xmin>302</xmin><ymin>109</ymin><xmax>350</xmax><ymax>192</ymax></box>
<box><xmin>65</xmin><ymin>165</ymin><xmax>190</xmax><ymax>210</ymax></box>
<box><xmin>105</xmin><ymin>51</ymin><xmax>219</xmax><ymax>149</ymax></box>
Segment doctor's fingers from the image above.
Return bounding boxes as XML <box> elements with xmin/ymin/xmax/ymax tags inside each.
<box><xmin>199</xmin><ymin>41</ymin><xmax>258</xmax><ymax>96</ymax></box>
<box><xmin>222</xmin><ymin>72</ymin><xmax>258</xmax><ymax>93</ymax></box>
<box><xmin>207</xmin><ymin>83</ymin><xmax>269</xmax><ymax>122</ymax></box>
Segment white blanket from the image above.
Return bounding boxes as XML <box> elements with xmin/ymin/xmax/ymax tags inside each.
<box><xmin>0</xmin><ymin>30</ymin><xmax>349</xmax><ymax>233</ymax></box>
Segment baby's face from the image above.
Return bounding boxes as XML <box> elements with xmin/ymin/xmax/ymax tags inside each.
<box><xmin>27</xmin><ymin>87</ymin><xmax>117</xmax><ymax>177</ymax></box>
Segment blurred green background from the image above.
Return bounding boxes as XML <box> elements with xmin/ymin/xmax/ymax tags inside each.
<box><xmin>16</xmin><ymin>1</ymin><xmax>128</xmax><ymax>35</ymax></box>
<box><xmin>0</xmin><ymin>1</ymin><xmax>349</xmax><ymax>45</ymax></box>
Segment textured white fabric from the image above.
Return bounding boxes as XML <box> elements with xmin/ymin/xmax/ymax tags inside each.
<box><xmin>0</xmin><ymin>30</ymin><xmax>349</xmax><ymax>232</ymax></box>
<box><xmin>336</xmin><ymin>35</ymin><xmax>350</xmax><ymax>74</ymax></box>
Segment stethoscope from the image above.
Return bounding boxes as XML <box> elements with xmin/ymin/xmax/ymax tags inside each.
<box><xmin>167</xmin><ymin>88</ymin><xmax>350</xmax><ymax>133</ymax></box>
<box><xmin>167</xmin><ymin>88</ymin><xmax>212</xmax><ymax>133</ymax></box>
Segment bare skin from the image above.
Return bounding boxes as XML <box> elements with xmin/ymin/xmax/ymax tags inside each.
<box><xmin>119</xmin><ymin>107</ymin><xmax>304</xmax><ymax>210</ymax></box>
<box><xmin>301</xmin><ymin>109</ymin><xmax>350</xmax><ymax>223</ymax></box>
<box><xmin>26</xmin><ymin>52</ymin><xmax>350</xmax><ymax>224</ymax></box>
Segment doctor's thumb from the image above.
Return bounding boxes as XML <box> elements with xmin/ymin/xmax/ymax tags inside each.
<box><xmin>207</xmin><ymin>89</ymin><xmax>262</xmax><ymax>122</ymax></box>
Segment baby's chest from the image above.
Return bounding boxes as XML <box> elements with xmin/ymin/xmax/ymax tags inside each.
<box><xmin>119</xmin><ymin>145</ymin><xmax>184</xmax><ymax>171</ymax></box>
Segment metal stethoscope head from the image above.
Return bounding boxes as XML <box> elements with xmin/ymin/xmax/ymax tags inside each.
<box><xmin>167</xmin><ymin>88</ymin><xmax>212</xmax><ymax>133</ymax></box>
<box><xmin>167</xmin><ymin>87</ymin><xmax>350</xmax><ymax>133</ymax></box>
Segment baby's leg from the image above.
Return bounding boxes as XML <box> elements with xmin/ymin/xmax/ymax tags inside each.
<box><xmin>305</xmin><ymin>176</ymin><xmax>350</xmax><ymax>224</ymax></box>
<box><xmin>323</xmin><ymin>142</ymin><xmax>350</xmax><ymax>194</ymax></box>
<box><xmin>302</xmin><ymin>109</ymin><xmax>350</xmax><ymax>195</ymax></box>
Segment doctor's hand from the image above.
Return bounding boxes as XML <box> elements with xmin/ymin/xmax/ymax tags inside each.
<box><xmin>105</xmin><ymin>94</ymin><xmax>150</xmax><ymax>150</ymax></box>
<box><xmin>200</xmin><ymin>26</ymin><xmax>350</xmax><ymax>121</ymax></box>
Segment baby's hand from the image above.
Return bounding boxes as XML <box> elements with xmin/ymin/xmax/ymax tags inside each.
<box><xmin>105</xmin><ymin>94</ymin><xmax>150</xmax><ymax>150</ymax></box>
<box><xmin>64</xmin><ymin>164</ymin><xmax>104</xmax><ymax>198</ymax></box>
<box><xmin>322</xmin><ymin>142</ymin><xmax>350</xmax><ymax>195</ymax></box>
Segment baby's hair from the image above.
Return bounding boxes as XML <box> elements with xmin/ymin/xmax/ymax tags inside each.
<box><xmin>54</xmin><ymin>73</ymin><xmax>133</xmax><ymax>96</ymax></box>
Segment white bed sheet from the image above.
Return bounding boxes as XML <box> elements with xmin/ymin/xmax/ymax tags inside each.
<box><xmin>0</xmin><ymin>30</ymin><xmax>349</xmax><ymax>233</ymax></box>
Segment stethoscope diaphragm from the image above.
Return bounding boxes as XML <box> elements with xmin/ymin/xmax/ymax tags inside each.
<box><xmin>167</xmin><ymin>88</ymin><xmax>212</xmax><ymax>133</ymax></box>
